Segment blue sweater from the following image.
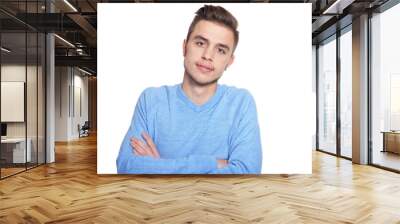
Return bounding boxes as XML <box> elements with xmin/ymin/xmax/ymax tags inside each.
<box><xmin>116</xmin><ymin>83</ymin><xmax>262</xmax><ymax>174</ymax></box>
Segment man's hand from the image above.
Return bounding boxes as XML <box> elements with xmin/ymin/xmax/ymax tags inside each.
<box><xmin>131</xmin><ymin>132</ymin><xmax>227</xmax><ymax>168</ymax></box>
<box><xmin>217</xmin><ymin>159</ymin><xmax>228</xmax><ymax>169</ymax></box>
<box><xmin>130</xmin><ymin>132</ymin><xmax>160</xmax><ymax>158</ymax></box>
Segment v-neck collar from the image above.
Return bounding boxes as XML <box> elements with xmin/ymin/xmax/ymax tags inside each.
<box><xmin>176</xmin><ymin>83</ymin><xmax>226</xmax><ymax>112</ymax></box>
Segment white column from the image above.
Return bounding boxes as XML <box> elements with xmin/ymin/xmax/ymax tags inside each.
<box><xmin>46</xmin><ymin>1</ymin><xmax>55</xmax><ymax>163</ymax></box>
<box><xmin>352</xmin><ymin>14</ymin><xmax>369</xmax><ymax>164</ymax></box>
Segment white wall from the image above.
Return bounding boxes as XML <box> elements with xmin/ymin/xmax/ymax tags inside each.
<box><xmin>55</xmin><ymin>66</ymin><xmax>70</xmax><ymax>141</ymax></box>
<box><xmin>72</xmin><ymin>72</ymin><xmax>89</xmax><ymax>136</ymax></box>
<box><xmin>55</xmin><ymin>66</ymin><xmax>89</xmax><ymax>141</ymax></box>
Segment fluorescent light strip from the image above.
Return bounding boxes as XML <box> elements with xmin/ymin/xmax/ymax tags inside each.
<box><xmin>322</xmin><ymin>0</ymin><xmax>342</xmax><ymax>14</ymax></box>
<box><xmin>1</xmin><ymin>47</ymin><xmax>11</xmax><ymax>53</ymax></box>
<box><xmin>54</xmin><ymin>34</ymin><xmax>75</xmax><ymax>48</ymax></box>
<box><xmin>322</xmin><ymin>0</ymin><xmax>354</xmax><ymax>15</ymax></box>
<box><xmin>78</xmin><ymin>67</ymin><xmax>93</xmax><ymax>76</ymax></box>
<box><xmin>63</xmin><ymin>0</ymin><xmax>78</xmax><ymax>12</ymax></box>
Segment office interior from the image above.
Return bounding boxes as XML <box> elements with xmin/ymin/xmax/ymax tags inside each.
<box><xmin>0</xmin><ymin>0</ymin><xmax>97</xmax><ymax>179</ymax></box>
<box><xmin>0</xmin><ymin>0</ymin><xmax>399</xmax><ymax>223</ymax></box>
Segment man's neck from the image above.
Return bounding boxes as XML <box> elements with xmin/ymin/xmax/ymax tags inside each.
<box><xmin>181</xmin><ymin>77</ymin><xmax>218</xmax><ymax>106</ymax></box>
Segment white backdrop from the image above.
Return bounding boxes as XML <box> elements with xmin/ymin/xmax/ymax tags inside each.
<box><xmin>98</xmin><ymin>3</ymin><xmax>312</xmax><ymax>174</ymax></box>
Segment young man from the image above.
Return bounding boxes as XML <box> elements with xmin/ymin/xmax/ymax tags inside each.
<box><xmin>116</xmin><ymin>5</ymin><xmax>262</xmax><ymax>174</ymax></box>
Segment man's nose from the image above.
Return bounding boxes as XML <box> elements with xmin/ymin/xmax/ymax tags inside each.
<box><xmin>201</xmin><ymin>46</ymin><xmax>214</xmax><ymax>61</ymax></box>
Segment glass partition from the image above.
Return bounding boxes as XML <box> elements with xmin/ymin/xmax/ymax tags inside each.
<box><xmin>27</xmin><ymin>31</ymin><xmax>38</xmax><ymax>169</ymax></box>
<box><xmin>0</xmin><ymin>1</ymin><xmax>46</xmax><ymax>179</ymax></box>
<box><xmin>339</xmin><ymin>28</ymin><xmax>352</xmax><ymax>158</ymax></box>
<box><xmin>38</xmin><ymin>32</ymin><xmax>45</xmax><ymax>165</ymax></box>
<box><xmin>371</xmin><ymin>3</ymin><xmax>400</xmax><ymax>171</ymax></box>
<box><xmin>1</xmin><ymin>31</ymin><xmax>28</xmax><ymax>177</ymax></box>
<box><xmin>317</xmin><ymin>35</ymin><xmax>337</xmax><ymax>155</ymax></box>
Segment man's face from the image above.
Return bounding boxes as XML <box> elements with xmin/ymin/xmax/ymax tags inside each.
<box><xmin>183</xmin><ymin>20</ymin><xmax>235</xmax><ymax>86</ymax></box>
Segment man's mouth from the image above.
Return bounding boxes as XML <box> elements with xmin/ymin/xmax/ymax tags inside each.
<box><xmin>195</xmin><ymin>62</ymin><xmax>214</xmax><ymax>73</ymax></box>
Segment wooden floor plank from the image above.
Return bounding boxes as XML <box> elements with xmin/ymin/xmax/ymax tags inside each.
<box><xmin>1</xmin><ymin>133</ymin><xmax>400</xmax><ymax>223</ymax></box>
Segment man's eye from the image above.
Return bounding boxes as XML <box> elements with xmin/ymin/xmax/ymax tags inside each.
<box><xmin>195</xmin><ymin>41</ymin><xmax>204</xmax><ymax>46</ymax></box>
<box><xmin>218</xmin><ymin>48</ymin><xmax>226</xmax><ymax>55</ymax></box>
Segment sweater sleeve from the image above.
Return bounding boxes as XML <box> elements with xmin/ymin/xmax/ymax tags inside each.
<box><xmin>116</xmin><ymin>89</ymin><xmax>218</xmax><ymax>174</ymax></box>
<box><xmin>208</xmin><ymin>92</ymin><xmax>262</xmax><ymax>174</ymax></box>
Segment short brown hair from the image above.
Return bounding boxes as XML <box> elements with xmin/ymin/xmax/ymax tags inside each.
<box><xmin>186</xmin><ymin>5</ymin><xmax>239</xmax><ymax>52</ymax></box>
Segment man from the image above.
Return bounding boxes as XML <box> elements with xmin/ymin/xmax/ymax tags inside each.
<box><xmin>116</xmin><ymin>5</ymin><xmax>262</xmax><ymax>174</ymax></box>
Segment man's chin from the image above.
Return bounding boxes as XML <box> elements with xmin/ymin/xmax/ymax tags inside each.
<box><xmin>192</xmin><ymin>77</ymin><xmax>220</xmax><ymax>87</ymax></box>
<box><xmin>184</xmin><ymin>69</ymin><xmax>221</xmax><ymax>87</ymax></box>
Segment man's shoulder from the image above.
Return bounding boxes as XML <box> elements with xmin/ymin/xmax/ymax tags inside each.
<box><xmin>220</xmin><ymin>85</ymin><xmax>258</xmax><ymax>118</ymax></box>
<box><xmin>137</xmin><ymin>85</ymin><xmax>178</xmax><ymax>113</ymax></box>
<box><xmin>221</xmin><ymin>85</ymin><xmax>254</xmax><ymax>102</ymax></box>
<box><xmin>140</xmin><ymin>84</ymin><xmax>178</xmax><ymax>101</ymax></box>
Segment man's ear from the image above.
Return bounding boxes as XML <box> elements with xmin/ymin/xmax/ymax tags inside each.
<box><xmin>225</xmin><ymin>54</ymin><xmax>235</xmax><ymax>70</ymax></box>
<box><xmin>182</xmin><ymin>39</ymin><xmax>187</xmax><ymax>56</ymax></box>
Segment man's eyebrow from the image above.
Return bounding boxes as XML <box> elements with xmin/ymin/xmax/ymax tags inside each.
<box><xmin>193</xmin><ymin>35</ymin><xmax>209</xmax><ymax>43</ymax></box>
<box><xmin>193</xmin><ymin>35</ymin><xmax>231</xmax><ymax>52</ymax></box>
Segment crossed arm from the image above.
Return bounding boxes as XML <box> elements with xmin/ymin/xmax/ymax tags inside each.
<box><xmin>116</xmin><ymin>89</ymin><xmax>262</xmax><ymax>174</ymax></box>
<box><xmin>116</xmin><ymin>130</ymin><xmax>222</xmax><ymax>174</ymax></box>
<box><xmin>131</xmin><ymin>132</ymin><xmax>228</xmax><ymax>169</ymax></box>
<box><xmin>117</xmin><ymin>122</ymin><xmax>261</xmax><ymax>174</ymax></box>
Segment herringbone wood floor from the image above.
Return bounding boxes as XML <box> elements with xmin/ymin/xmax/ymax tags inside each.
<box><xmin>1</xmin><ymin>134</ymin><xmax>400</xmax><ymax>223</ymax></box>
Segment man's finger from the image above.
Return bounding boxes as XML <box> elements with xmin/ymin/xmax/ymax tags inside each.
<box><xmin>134</xmin><ymin>138</ymin><xmax>155</xmax><ymax>157</ymax></box>
<box><xmin>131</xmin><ymin>139</ymin><xmax>147</xmax><ymax>156</ymax></box>
<box><xmin>142</xmin><ymin>132</ymin><xmax>160</xmax><ymax>158</ymax></box>
<box><xmin>217</xmin><ymin>159</ymin><xmax>228</xmax><ymax>169</ymax></box>
<box><xmin>131</xmin><ymin>138</ymin><xmax>152</xmax><ymax>156</ymax></box>
<box><xmin>134</xmin><ymin>148</ymin><xmax>146</xmax><ymax>156</ymax></box>
<box><xmin>138</xmin><ymin>134</ymin><xmax>157</xmax><ymax>158</ymax></box>
<box><xmin>142</xmin><ymin>132</ymin><xmax>156</xmax><ymax>149</ymax></box>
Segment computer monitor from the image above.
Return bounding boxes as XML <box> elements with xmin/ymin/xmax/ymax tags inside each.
<box><xmin>1</xmin><ymin>123</ymin><xmax>7</xmax><ymax>137</ymax></box>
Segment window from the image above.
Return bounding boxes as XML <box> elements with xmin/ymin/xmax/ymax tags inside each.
<box><xmin>339</xmin><ymin>28</ymin><xmax>352</xmax><ymax>158</ymax></box>
<box><xmin>318</xmin><ymin>36</ymin><xmax>337</xmax><ymax>154</ymax></box>
<box><xmin>371</xmin><ymin>2</ymin><xmax>400</xmax><ymax>171</ymax></box>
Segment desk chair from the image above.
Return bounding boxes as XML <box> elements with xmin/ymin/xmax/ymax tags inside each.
<box><xmin>79</xmin><ymin>121</ymin><xmax>90</xmax><ymax>138</ymax></box>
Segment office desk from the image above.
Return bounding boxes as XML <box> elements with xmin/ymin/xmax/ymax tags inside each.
<box><xmin>381</xmin><ymin>131</ymin><xmax>400</xmax><ymax>154</ymax></box>
<box><xmin>1</xmin><ymin>138</ymin><xmax>31</xmax><ymax>163</ymax></box>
